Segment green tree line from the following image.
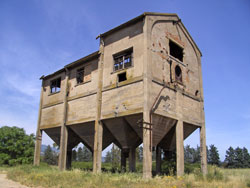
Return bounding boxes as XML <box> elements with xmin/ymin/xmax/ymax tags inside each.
<box><xmin>184</xmin><ymin>144</ymin><xmax>250</xmax><ymax>168</ymax></box>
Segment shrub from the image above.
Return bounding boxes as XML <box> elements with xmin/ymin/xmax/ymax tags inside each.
<box><xmin>0</xmin><ymin>126</ymin><xmax>35</xmax><ymax>165</ymax></box>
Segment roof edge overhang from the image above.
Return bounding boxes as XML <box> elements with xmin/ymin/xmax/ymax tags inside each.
<box><xmin>42</xmin><ymin>51</ymin><xmax>99</xmax><ymax>80</ymax></box>
<box><xmin>41</xmin><ymin>12</ymin><xmax>202</xmax><ymax>80</ymax></box>
<box><xmin>98</xmin><ymin>12</ymin><xmax>202</xmax><ymax>56</ymax></box>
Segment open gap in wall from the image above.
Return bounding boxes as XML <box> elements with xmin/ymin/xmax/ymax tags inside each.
<box><xmin>184</xmin><ymin>128</ymin><xmax>200</xmax><ymax>164</ymax></box>
<box><xmin>169</xmin><ymin>40</ymin><xmax>183</xmax><ymax>62</ymax></box>
<box><xmin>72</xmin><ymin>143</ymin><xmax>93</xmax><ymax>169</ymax></box>
<box><xmin>118</xmin><ymin>72</ymin><xmax>127</xmax><ymax>82</ymax></box>
<box><xmin>103</xmin><ymin>143</ymin><xmax>121</xmax><ymax>172</ymax></box>
<box><xmin>41</xmin><ymin>132</ymin><xmax>59</xmax><ymax>166</ymax></box>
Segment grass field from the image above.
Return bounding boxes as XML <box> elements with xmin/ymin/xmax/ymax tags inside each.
<box><xmin>1</xmin><ymin>163</ymin><xmax>250</xmax><ymax>188</ymax></box>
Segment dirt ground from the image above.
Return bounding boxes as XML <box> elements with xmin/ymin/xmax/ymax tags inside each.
<box><xmin>0</xmin><ymin>173</ymin><xmax>30</xmax><ymax>188</ymax></box>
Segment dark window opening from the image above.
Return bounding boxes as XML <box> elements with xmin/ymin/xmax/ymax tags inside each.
<box><xmin>76</xmin><ymin>67</ymin><xmax>85</xmax><ymax>84</ymax></box>
<box><xmin>169</xmin><ymin>40</ymin><xmax>183</xmax><ymax>62</ymax></box>
<box><xmin>50</xmin><ymin>77</ymin><xmax>61</xmax><ymax>93</ymax></box>
<box><xmin>118</xmin><ymin>72</ymin><xmax>127</xmax><ymax>82</ymax></box>
<box><xmin>195</xmin><ymin>90</ymin><xmax>199</xmax><ymax>96</ymax></box>
<box><xmin>114</xmin><ymin>49</ymin><xmax>132</xmax><ymax>71</ymax></box>
<box><xmin>175</xmin><ymin>65</ymin><xmax>182</xmax><ymax>83</ymax></box>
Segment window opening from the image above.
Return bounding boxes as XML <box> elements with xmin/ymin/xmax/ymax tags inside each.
<box><xmin>175</xmin><ymin>65</ymin><xmax>182</xmax><ymax>83</ymax></box>
<box><xmin>195</xmin><ymin>90</ymin><xmax>199</xmax><ymax>96</ymax></box>
<box><xmin>114</xmin><ymin>50</ymin><xmax>132</xmax><ymax>71</ymax></box>
<box><xmin>118</xmin><ymin>72</ymin><xmax>127</xmax><ymax>82</ymax></box>
<box><xmin>76</xmin><ymin>67</ymin><xmax>85</xmax><ymax>84</ymax></box>
<box><xmin>169</xmin><ymin>40</ymin><xmax>183</xmax><ymax>62</ymax></box>
<box><xmin>50</xmin><ymin>77</ymin><xmax>61</xmax><ymax>93</ymax></box>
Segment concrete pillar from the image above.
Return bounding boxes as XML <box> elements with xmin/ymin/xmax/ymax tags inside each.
<box><xmin>66</xmin><ymin>149</ymin><xmax>72</xmax><ymax>169</ymax></box>
<box><xmin>176</xmin><ymin>120</ymin><xmax>184</xmax><ymax>176</ymax></box>
<box><xmin>34</xmin><ymin>81</ymin><xmax>44</xmax><ymax>166</ymax></box>
<box><xmin>58</xmin><ymin>126</ymin><xmax>68</xmax><ymax>170</ymax></box>
<box><xmin>129</xmin><ymin>148</ymin><xmax>136</xmax><ymax>172</ymax></box>
<box><xmin>121</xmin><ymin>150</ymin><xmax>126</xmax><ymax>172</ymax></box>
<box><xmin>93</xmin><ymin>39</ymin><xmax>104</xmax><ymax>173</ymax></box>
<box><xmin>93</xmin><ymin>120</ymin><xmax>103</xmax><ymax>173</ymax></box>
<box><xmin>33</xmin><ymin>130</ymin><xmax>42</xmax><ymax>165</ymax></box>
<box><xmin>58</xmin><ymin>69</ymin><xmax>69</xmax><ymax>171</ymax></box>
<box><xmin>200</xmin><ymin>125</ymin><xmax>207</xmax><ymax>174</ymax></box>
<box><xmin>142</xmin><ymin>118</ymin><xmax>152</xmax><ymax>178</ymax></box>
<box><xmin>142</xmin><ymin>13</ymin><xmax>152</xmax><ymax>179</ymax></box>
<box><xmin>156</xmin><ymin>146</ymin><xmax>161</xmax><ymax>174</ymax></box>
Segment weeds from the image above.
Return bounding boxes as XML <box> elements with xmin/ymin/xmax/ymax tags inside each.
<box><xmin>3</xmin><ymin>164</ymin><xmax>250</xmax><ymax>188</ymax></box>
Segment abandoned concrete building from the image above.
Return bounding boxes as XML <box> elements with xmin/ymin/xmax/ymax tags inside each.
<box><xmin>34</xmin><ymin>12</ymin><xmax>207</xmax><ymax>178</ymax></box>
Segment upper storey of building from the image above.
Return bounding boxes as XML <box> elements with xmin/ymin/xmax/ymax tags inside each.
<box><xmin>39</xmin><ymin>12</ymin><xmax>204</xmax><ymax>130</ymax></box>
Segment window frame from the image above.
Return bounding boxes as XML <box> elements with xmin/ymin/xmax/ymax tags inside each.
<box><xmin>113</xmin><ymin>47</ymin><xmax>133</xmax><ymax>72</ymax></box>
<box><xmin>169</xmin><ymin>39</ymin><xmax>184</xmax><ymax>62</ymax></box>
<box><xmin>50</xmin><ymin>77</ymin><xmax>61</xmax><ymax>94</ymax></box>
<box><xmin>76</xmin><ymin>67</ymin><xmax>85</xmax><ymax>85</ymax></box>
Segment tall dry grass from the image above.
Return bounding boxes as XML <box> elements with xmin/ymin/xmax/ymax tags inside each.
<box><xmin>5</xmin><ymin>164</ymin><xmax>250</xmax><ymax>188</ymax></box>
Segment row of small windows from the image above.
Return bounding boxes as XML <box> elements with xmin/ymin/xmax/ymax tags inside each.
<box><xmin>50</xmin><ymin>42</ymin><xmax>183</xmax><ymax>93</ymax></box>
<box><xmin>50</xmin><ymin>66</ymin><xmax>183</xmax><ymax>93</ymax></box>
<box><xmin>50</xmin><ymin>52</ymin><xmax>133</xmax><ymax>93</ymax></box>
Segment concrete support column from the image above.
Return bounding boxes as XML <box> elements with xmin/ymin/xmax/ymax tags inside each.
<box><xmin>93</xmin><ymin>39</ymin><xmax>104</xmax><ymax>173</ymax></box>
<box><xmin>156</xmin><ymin>146</ymin><xmax>161</xmax><ymax>174</ymax></box>
<box><xmin>129</xmin><ymin>148</ymin><xmax>136</xmax><ymax>172</ymax></box>
<box><xmin>58</xmin><ymin>69</ymin><xmax>69</xmax><ymax>171</ymax></box>
<box><xmin>59</xmin><ymin>126</ymin><xmax>68</xmax><ymax>170</ymax></box>
<box><xmin>34</xmin><ymin>80</ymin><xmax>44</xmax><ymax>166</ymax></box>
<box><xmin>121</xmin><ymin>150</ymin><xmax>127</xmax><ymax>172</ymax></box>
<box><xmin>176</xmin><ymin>120</ymin><xmax>184</xmax><ymax>176</ymax></box>
<box><xmin>200</xmin><ymin>125</ymin><xmax>207</xmax><ymax>175</ymax></box>
<box><xmin>66</xmin><ymin>149</ymin><xmax>72</xmax><ymax>169</ymax></box>
<box><xmin>142</xmin><ymin>117</ymin><xmax>152</xmax><ymax>178</ymax></box>
<box><xmin>93</xmin><ymin>121</ymin><xmax>103</xmax><ymax>173</ymax></box>
<box><xmin>33</xmin><ymin>130</ymin><xmax>42</xmax><ymax>165</ymax></box>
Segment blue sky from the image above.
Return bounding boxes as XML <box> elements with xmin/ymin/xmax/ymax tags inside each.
<box><xmin>0</xmin><ymin>0</ymin><xmax>249</xmax><ymax>160</ymax></box>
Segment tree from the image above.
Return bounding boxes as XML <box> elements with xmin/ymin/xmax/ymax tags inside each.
<box><xmin>105</xmin><ymin>151</ymin><xmax>112</xmax><ymax>163</ymax></box>
<box><xmin>136</xmin><ymin>146</ymin><xmax>143</xmax><ymax>162</ymax></box>
<box><xmin>193</xmin><ymin>145</ymin><xmax>200</xmax><ymax>163</ymax></box>
<box><xmin>0</xmin><ymin>126</ymin><xmax>35</xmax><ymax>165</ymax></box>
<box><xmin>234</xmin><ymin>147</ymin><xmax>244</xmax><ymax>168</ymax></box>
<box><xmin>72</xmin><ymin>149</ymin><xmax>77</xmax><ymax>161</ymax></box>
<box><xmin>43</xmin><ymin>145</ymin><xmax>57</xmax><ymax>165</ymax></box>
<box><xmin>77</xmin><ymin>147</ymin><xmax>84</xmax><ymax>161</ymax></box>
<box><xmin>242</xmin><ymin>147</ymin><xmax>250</xmax><ymax>168</ymax></box>
<box><xmin>208</xmin><ymin>144</ymin><xmax>220</xmax><ymax>166</ymax></box>
<box><xmin>224</xmin><ymin>146</ymin><xmax>236</xmax><ymax>168</ymax></box>
<box><xmin>104</xmin><ymin>144</ymin><xmax>120</xmax><ymax>169</ymax></box>
<box><xmin>184</xmin><ymin>145</ymin><xmax>195</xmax><ymax>163</ymax></box>
<box><xmin>82</xmin><ymin>146</ymin><xmax>92</xmax><ymax>162</ymax></box>
<box><xmin>111</xmin><ymin>144</ymin><xmax>120</xmax><ymax>169</ymax></box>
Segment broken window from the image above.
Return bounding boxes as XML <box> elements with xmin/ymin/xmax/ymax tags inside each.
<box><xmin>50</xmin><ymin>77</ymin><xmax>61</xmax><ymax>93</ymax></box>
<box><xmin>175</xmin><ymin>65</ymin><xmax>182</xmax><ymax>83</ymax></box>
<box><xmin>118</xmin><ymin>72</ymin><xmax>127</xmax><ymax>82</ymax></box>
<box><xmin>113</xmin><ymin>49</ymin><xmax>133</xmax><ymax>71</ymax></box>
<box><xmin>76</xmin><ymin>67</ymin><xmax>85</xmax><ymax>84</ymax></box>
<box><xmin>169</xmin><ymin>40</ymin><xmax>183</xmax><ymax>62</ymax></box>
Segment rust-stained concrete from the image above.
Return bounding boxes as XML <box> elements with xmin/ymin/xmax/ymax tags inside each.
<box><xmin>34</xmin><ymin>12</ymin><xmax>207</xmax><ymax>178</ymax></box>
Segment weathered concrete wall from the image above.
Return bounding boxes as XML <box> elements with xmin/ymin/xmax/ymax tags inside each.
<box><xmin>101</xmin><ymin>19</ymin><xmax>144</xmax><ymax>119</ymax></box>
<box><xmin>66</xmin><ymin>58</ymin><xmax>99</xmax><ymax>125</ymax></box>
<box><xmin>148</xmin><ymin>15</ymin><xmax>203</xmax><ymax>126</ymax></box>
<box><xmin>40</xmin><ymin>72</ymin><xmax>66</xmax><ymax>129</ymax></box>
